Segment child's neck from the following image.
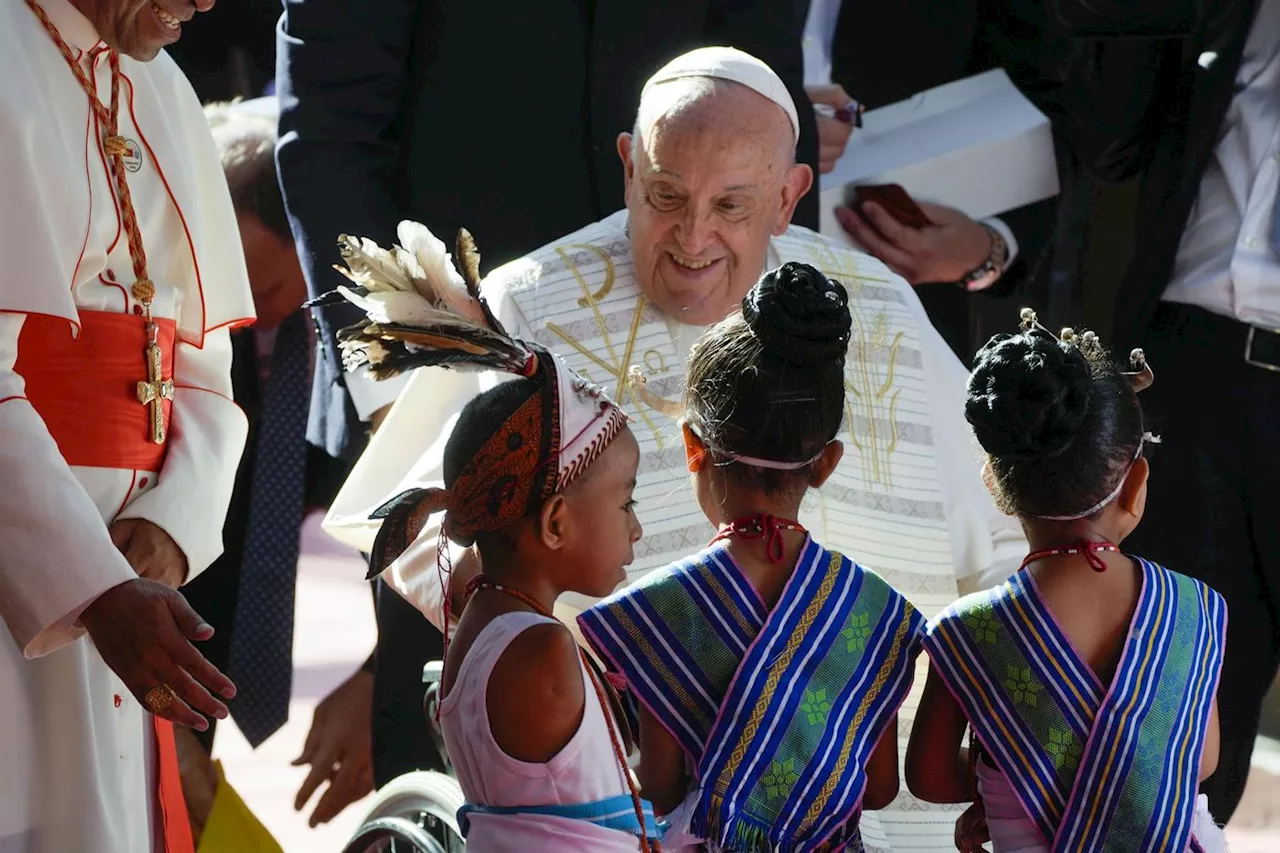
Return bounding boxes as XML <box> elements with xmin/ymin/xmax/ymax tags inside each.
<box><xmin>477</xmin><ymin>559</ymin><xmax>562</xmax><ymax>617</ymax></box>
<box><xmin>714</xmin><ymin>492</ymin><xmax>808</xmax><ymax>603</ymax></box>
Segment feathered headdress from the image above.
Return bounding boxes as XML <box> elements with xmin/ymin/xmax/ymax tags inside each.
<box><xmin>306</xmin><ymin>221</ymin><xmax>536</xmax><ymax>380</ymax></box>
<box><xmin>312</xmin><ymin>221</ymin><xmax>629</xmax><ymax>579</ymax></box>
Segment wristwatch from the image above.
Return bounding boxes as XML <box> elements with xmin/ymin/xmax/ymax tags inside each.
<box><xmin>959</xmin><ymin>223</ymin><xmax>1008</xmax><ymax>292</ymax></box>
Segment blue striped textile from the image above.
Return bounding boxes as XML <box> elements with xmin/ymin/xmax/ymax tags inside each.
<box><xmin>580</xmin><ymin>538</ymin><xmax>924</xmax><ymax>852</ymax></box>
<box><xmin>924</xmin><ymin>558</ymin><xmax>1226</xmax><ymax>852</ymax></box>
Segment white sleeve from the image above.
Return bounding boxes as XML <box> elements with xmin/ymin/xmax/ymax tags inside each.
<box><xmin>0</xmin><ymin>314</ymin><xmax>137</xmax><ymax>658</ymax></box>
<box><xmin>916</xmin><ymin>301</ymin><xmax>1027</xmax><ymax>592</ymax></box>
<box><xmin>345</xmin><ymin>366</ymin><xmax>412</xmax><ymax>421</ymax></box>
<box><xmin>114</xmin><ymin>325</ymin><xmax>248</xmax><ymax>582</ymax></box>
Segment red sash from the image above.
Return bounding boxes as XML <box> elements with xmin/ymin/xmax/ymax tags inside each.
<box><xmin>13</xmin><ymin>310</ymin><xmax>194</xmax><ymax>852</ymax></box>
<box><xmin>14</xmin><ymin>310</ymin><xmax>175</xmax><ymax>471</ymax></box>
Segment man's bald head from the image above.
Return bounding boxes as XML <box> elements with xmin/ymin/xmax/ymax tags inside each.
<box><xmin>618</xmin><ymin>75</ymin><xmax>813</xmax><ymax>326</ymax></box>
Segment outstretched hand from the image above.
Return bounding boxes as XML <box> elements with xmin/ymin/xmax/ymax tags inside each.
<box><xmin>81</xmin><ymin>578</ymin><xmax>235</xmax><ymax>731</ymax></box>
<box><xmin>110</xmin><ymin>518</ymin><xmax>189</xmax><ymax>589</ymax></box>
<box><xmin>293</xmin><ymin>668</ymin><xmax>375</xmax><ymax>826</ymax></box>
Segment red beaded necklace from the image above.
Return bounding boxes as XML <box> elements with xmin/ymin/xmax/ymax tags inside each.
<box><xmin>1019</xmin><ymin>539</ymin><xmax>1119</xmax><ymax>573</ymax></box>
<box><xmin>710</xmin><ymin>513</ymin><xmax>807</xmax><ymax>564</ymax></box>
<box><xmin>468</xmin><ymin>578</ymin><xmax>659</xmax><ymax>853</ymax></box>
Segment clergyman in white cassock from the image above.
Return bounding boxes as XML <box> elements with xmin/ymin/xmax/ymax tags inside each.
<box><xmin>324</xmin><ymin>47</ymin><xmax>1025</xmax><ymax>850</ymax></box>
<box><xmin>0</xmin><ymin>1</ymin><xmax>254</xmax><ymax>851</ymax></box>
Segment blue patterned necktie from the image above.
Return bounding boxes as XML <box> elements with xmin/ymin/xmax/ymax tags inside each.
<box><xmin>228</xmin><ymin>311</ymin><xmax>309</xmax><ymax>747</ymax></box>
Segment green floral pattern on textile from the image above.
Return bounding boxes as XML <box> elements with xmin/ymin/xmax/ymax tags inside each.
<box><xmin>1046</xmin><ymin>727</ymin><xmax>1083</xmax><ymax>771</ymax></box>
<box><xmin>842</xmin><ymin>612</ymin><xmax>872</xmax><ymax>654</ymax></box>
<box><xmin>800</xmin><ymin>688</ymin><xmax>832</xmax><ymax>727</ymax></box>
<box><xmin>1003</xmin><ymin>665</ymin><xmax>1043</xmax><ymax>707</ymax></box>
<box><xmin>761</xmin><ymin>758</ymin><xmax>800</xmax><ymax>801</ymax></box>
<box><xmin>969</xmin><ymin>610</ymin><xmax>1000</xmax><ymax>645</ymax></box>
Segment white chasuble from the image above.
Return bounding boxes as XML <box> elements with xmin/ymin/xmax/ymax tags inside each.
<box><xmin>325</xmin><ymin>210</ymin><xmax>1024</xmax><ymax>849</ymax></box>
<box><xmin>0</xmin><ymin>2</ymin><xmax>254</xmax><ymax>851</ymax></box>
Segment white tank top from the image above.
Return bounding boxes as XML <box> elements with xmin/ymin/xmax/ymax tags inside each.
<box><xmin>439</xmin><ymin>611</ymin><xmax>632</xmax><ymax>808</ymax></box>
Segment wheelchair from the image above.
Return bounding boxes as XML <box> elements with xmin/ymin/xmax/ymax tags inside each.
<box><xmin>341</xmin><ymin>661</ymin><xmax>467</xmax><ymax>853</ymax></box>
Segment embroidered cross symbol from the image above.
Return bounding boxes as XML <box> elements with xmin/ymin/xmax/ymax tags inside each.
<box><xmin>544</xmin><ymin>245</ymin><xmax>674</xmax><ymax>447</ymax></box>
<box><xmin>135</xmin><ymin>324</ymin><xmax>173</xmax><ymax>444</ymax></box>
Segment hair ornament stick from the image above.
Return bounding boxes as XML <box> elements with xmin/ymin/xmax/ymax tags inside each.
<box><xmin>1018</xmin><ymin>308</ymin><xmax>1155</xmax><ymax>393</ymax></box>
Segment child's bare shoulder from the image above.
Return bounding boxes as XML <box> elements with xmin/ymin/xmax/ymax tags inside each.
<box><xmin>487</xmin><ymin>621</ymin><xmax>588</xmax><ymax>762</ymax></box>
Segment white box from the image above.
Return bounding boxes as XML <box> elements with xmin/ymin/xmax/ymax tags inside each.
<box><xmin>817</xmin><ymin>69</ymin><xmax>1060</xmax><ymax>240</ymax></box>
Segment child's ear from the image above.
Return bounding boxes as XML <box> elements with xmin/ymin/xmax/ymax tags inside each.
<box><xmin>808</xmin><ymin>441</ymin><xmax>845</xmax><ymax>489</ymax></box>
<box><xmin>1117</xmin><ymin>456</ymin><xmax>1149</xmax><ymax>521</ymax></box>
<box><xmin>538</xmin><ymin>494</ymin><xmax>569</xmax><ymax>550</ymax></box>
<box><xmin>682</xmin><ymin>422</ymin><xmax>709</xmax><ymax>473</ymax></box>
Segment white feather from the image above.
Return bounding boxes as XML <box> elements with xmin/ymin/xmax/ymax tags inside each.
<box><xmin>396</xmin><ymin>220</ymin><xmax>485</xmax><ymax>323</ymax></box>
<box><xmin>338</xmin><ymin>235</ymin><xmax>414</xmax><ymax>292</ymax></box>
<box><xmin>337</xmin><ymin>285</ymin><xmax>443</xmax><ymax>327</ymax></box>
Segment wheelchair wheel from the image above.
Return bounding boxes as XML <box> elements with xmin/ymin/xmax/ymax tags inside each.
<box><xmin>342</xmin><ymin>771</ymin><xmax>466</xmax><ymax>853</ymax></box>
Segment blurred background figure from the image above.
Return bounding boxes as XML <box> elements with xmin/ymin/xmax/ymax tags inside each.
<box><xmin>275</xmin><ymin>0</ymin><xmax>819</xmax><ymax>791</ymax></box>
<box><xmin>178</xmin><ymin>98</ymin><xmax>376</xmax><ymax>842</ymax></box>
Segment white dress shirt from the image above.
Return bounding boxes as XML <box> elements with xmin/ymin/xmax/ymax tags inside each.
<box><xmin>1163</xmin><ymin>0</ymin><xmax>1280</xmax><ymax>329</ymax></box>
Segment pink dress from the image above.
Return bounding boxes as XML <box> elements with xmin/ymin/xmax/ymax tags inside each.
<box><xmin>976</xmin><ymin>760</ymin><xmax>1228</xmax><ymax>852</ymax></box>
<box><xmin>439</xmin><ymin>611</ymin><xmax>643</xmax><ymax>851</ymax></box>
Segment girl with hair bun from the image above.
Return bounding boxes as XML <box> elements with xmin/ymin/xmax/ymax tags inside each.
<box><xmin>907</xmin><ymin>311</ymin><xmax>1228</xmax><ymax>853</ymax></box>
<box><xmin>581</xmin><ymin>262</ymin><xmax>925</xmax><ymax>853</ymax></box>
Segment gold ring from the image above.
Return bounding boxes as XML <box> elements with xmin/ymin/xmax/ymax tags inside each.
<box><xmin>143</xmin><ymin>685</ymin><xmax>176</xmax><ymax>714</ymax></box>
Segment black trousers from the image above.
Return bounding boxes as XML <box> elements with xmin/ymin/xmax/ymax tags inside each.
<box><xmin>372</xmin><ymin>577</ymin><xmax>447</xmax><ymax>785</ymax></box>
<box><xmin>1123</xmin><ymin>304</ymin><xmax>1280</xmax><ymax>822</ymax></box>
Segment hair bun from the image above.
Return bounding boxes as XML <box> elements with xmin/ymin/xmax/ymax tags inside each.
<box><xmin>742</xmin><ymin>262</ymin><xmax>851</xmax><ymax>367</ymax></box>
<box><xmin>965</xmin><ymin>331</ymin><xmax>1093</xmax><ymax>462</ymax></box>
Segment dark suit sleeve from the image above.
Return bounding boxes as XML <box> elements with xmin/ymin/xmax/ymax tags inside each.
<box><xmin>275</xmin><ymin>0</ymin><xmax>419</xmax><ymax>392</ymax></box>
<box><xmin>703</xmin><ymin>0</ymin><xmax>820</xmax><ymax>229</ymax></box>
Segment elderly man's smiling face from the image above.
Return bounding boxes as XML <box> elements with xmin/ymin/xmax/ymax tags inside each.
<box><xmin>72</xmin><ymin>0</ymin><xmax>214</xmax><ymax>61</ymax></box>
<box><xmin>619</xmin><ymin>80</ymin><xmax>812</xmax><ymax>327</ymax></box>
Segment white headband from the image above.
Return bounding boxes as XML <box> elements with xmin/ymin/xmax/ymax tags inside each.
<box><xmin>641</xmin><ymin>46</ymin><xmax>800</xmax><ymax>143</ymax></box>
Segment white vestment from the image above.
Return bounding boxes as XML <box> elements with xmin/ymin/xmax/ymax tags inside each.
<box><xmin>0</xmin><ymin>2</ymin><xmax>253</xmax><ymax>851</ymax></box>
<box><xmin>325</xmin><ymin>210</ymin><xmax>1025</xmax><ymax>849</ymax></box>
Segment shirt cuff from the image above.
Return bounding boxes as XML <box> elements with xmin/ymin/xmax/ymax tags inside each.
<box><xmin>970</xmin><ymin>217</ymin><xmax>1020</xmax><ymax>293</ymax></box>
<box><xmin>345</xmin><ymin>367</ymin><xmax>412</xmax><ymax>421</ymax></box>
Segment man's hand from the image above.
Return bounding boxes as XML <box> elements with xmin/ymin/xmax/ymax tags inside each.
<box><xmin>293</xmin><ymin>669</ymin><xmax>375</xmax><ymax>827</ymax></box>
<box><xmin>110</xmin><ymin>518</ymin><xmax>189</xmax><ymax>589</ymax></box>
<box><xmin>806</xmin><ymin>83</ymin><xmax>857</xmax><ymax>174</ymax></box>
<box><xmin>836</xmin><ymin>201</ymin><xmax>993</xmax><ymax>286</ymax></box>
<box><xmin>81</xmin><ymin>578</ymin><xmax>235</xmax><ymax>731</ymax></box>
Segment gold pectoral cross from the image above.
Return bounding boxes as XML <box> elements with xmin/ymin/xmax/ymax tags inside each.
<box><xmin>136</xmin><ymin>322</ymin><xmax>174</xmax><ymax>444</ymax></box>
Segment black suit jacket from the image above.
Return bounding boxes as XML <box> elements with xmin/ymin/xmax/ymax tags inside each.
<box><xmin>1038</xmin><ymin>0</ymin><xmax>1261</xmax><ymax>348</ymax></box>
<box><xmin>276</xmin><ymin>0</ymin><xmax>819</xmax><ymax>461</ymax></box>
